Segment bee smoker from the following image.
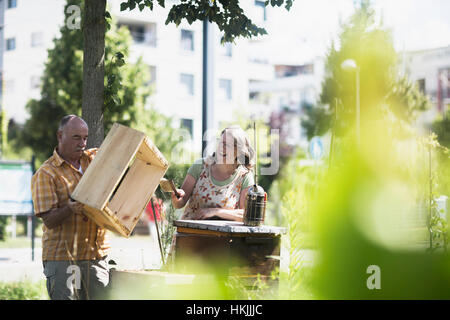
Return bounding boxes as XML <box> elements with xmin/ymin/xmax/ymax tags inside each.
<box><xmin>243</xmin><ymin>122</ymin><xmax>267</xmax><ymax>227</ymax></box>
<box><xmin>243</xmin><ymin>184</ymin><xmax>267</xmax><ymax>226</ymax></box>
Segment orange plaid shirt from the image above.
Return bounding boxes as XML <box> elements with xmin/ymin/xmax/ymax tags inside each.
<box><xmin>31</xmin><ymin>148</ymin><xmax>110</xmax><ymax>261</ymax></box>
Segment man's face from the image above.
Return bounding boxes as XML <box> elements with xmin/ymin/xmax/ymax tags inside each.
<box><xmin>57</xmin><ymin>118</ymin><xmax>88</xmax><ymax>161</ymax></box>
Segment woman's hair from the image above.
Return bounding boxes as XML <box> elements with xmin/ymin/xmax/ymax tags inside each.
<box><xmin>207</xmin><ymin>125</ymin><xmax>255</xmax><ymax>171</ymax></box>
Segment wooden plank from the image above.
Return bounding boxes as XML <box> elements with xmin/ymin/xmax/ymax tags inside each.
<box><xmin>135</xmin><ymin>137</ymin><xmax>170</xmax><ymax>169</ymax></box>
<box><xmin>176</xmin><ymin>226</ymin><xmax>281</xmax><ymax>238</ymax></box>
<box><xmin>176</xmin><ymin>227</ymin><xmax>230</xmax><ymax>237</ymax></box>
<box><xmin>83</xmin><ymin>205</ymin><xmax>129</xmax><ymax>237</ymax></box>
<box><xmin>83</xmin><ymin>205</ymin><xmax>109</xmax><ymax>229</ymax></box>
<box><xmin>72</xmin><ymin>123</ymin><xmax>144</xmax><ymax>209</ymax></box>
<box><xmin>103</xmin><ymin>206</ymin><xmax>130</xmax><ymax>237</ymax></box>
<box><xmin>174</xmin><ymin>219</ymin><xmax>286</xmax><ymax>235</ymax></box>
<box><xmin>108</xmin><ymin>157</ymin><xmax>167</xmax><ymax>232</ymax></box>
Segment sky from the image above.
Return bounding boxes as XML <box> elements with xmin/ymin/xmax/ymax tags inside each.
<box><xmin>256</xmin><ymin>0</ymin><xmax>450</xmax><ymax>64</ymax></box>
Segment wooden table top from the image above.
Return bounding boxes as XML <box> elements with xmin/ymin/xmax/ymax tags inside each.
<box><xmin>173</xmin><ymin>219</ymin><xmax>286</xmax><ymax>236</ymax></box>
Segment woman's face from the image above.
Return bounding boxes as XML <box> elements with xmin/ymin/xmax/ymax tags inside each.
<box><xmin>216</xmin><ymin>131</ymin><xmax>237</xmax><ymax>165</ymax></box>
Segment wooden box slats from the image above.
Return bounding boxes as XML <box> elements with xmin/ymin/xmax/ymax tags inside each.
<box><xmin>71</xmin><ymin>123</ymin><xmax>169</xmax><ymax>237</ymax></box>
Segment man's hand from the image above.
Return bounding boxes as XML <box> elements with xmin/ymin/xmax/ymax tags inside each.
<box><xmin>68</xmin><ymin>199</ymin><xmax>84</xmax><ymax>215</ymax></box>
<box><xmin>39</xmin><ymin>199</ymin><xmax>83</xmax><ymax>229</ymax></box>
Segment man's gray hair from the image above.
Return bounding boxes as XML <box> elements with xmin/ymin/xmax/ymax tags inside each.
<box><xmin>58</xmin><ymin>115</ymin><xmax>86</xmax><ymax>131</ymax></box>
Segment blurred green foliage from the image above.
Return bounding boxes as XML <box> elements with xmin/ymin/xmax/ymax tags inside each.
<box><xmin>301</xmin><ymin>102</ymin><xmax>333</xmax><ymax>141</ymax></box>
<box><xmin>432</xmin><ymin>110</ymin><xmax>450</xmax><ymax>149</ymax></box>
<box><xmin>0</xmin><ymin>280</ymin><xmax>48</xmax><ymax>300</ymax></box>
<box><xmin>276</xmin><ymin>3</ymin><xmax>450</xmax><ymax>300</ymax></box>
<box><xmin>0</xmin><ymin>216</ymin><xmax>9</xmax><ymax>241</ymax></box>
<box><xmin>311</xmin><ymin>139</ymin><xmax>450</xmax><ymax>299</ymax></box>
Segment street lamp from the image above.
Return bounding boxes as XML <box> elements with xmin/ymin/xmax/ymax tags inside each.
<box><xmin>341</xmin><ymin>59</ymin><xmax>360</xmax><ymax>147</ymax></box>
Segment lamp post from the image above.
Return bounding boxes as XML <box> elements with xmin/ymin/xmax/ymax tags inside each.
<box><xmin>341</xmin><ymin>59</ymin><xmax>360</xmax><ymax>147</ymax></box>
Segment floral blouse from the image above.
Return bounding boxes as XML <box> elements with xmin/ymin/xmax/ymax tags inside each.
<box><xmin>181</xmin><ymin>160</ymin><xmax>251</xmax><ymax>220</ymax></box>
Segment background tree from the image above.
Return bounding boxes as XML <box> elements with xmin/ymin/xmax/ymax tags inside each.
<box><xmin>305</xmin><ymin>1</ymin><xmax>430</xmax><ymax>142</ymax></box>
<box><xmin>432</xmin><ymin>111</ymin><xmax>450</xmax><ymax>149</ymax></box>
<box><xmin>300</xmin><ymin>102</ymin><xmax>333</xmax><ymax>141</ymax></box>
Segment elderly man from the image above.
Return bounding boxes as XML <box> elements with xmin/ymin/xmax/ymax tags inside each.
<box><xmin>31</xmin><ymin>115</ymin><xmax>110</xmax><ymax>300</ymax></box>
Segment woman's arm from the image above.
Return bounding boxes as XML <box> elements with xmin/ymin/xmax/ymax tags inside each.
<box><xmin>171</xmin><ymin>174</ymin><xmax>196</xmax><ymax>209</ymax></box>
<box><xmin>196</xmin><ymin>186</ymin><xmax>251</xmax><ymax>222</ymax></box>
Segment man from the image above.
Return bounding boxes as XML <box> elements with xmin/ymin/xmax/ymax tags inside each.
<box><xmin>31</xmin><ymin>115</ymin><xmax>110</xmax><ymax>300</ymax></box>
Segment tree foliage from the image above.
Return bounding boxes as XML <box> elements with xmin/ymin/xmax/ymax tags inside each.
<box><xmin>432</xmin><ymin>111</ymin><xmax>450</xmax><ymax>149</ymax></box>
<box><xmin>120</xmin><ymin>0</ymin><xmax>294</xmax><ymax>43</ymax></box>
<box><xmin>300</xmin><ymin>102</ymin><xmax>333</xmax><ymax>141</ymax></box>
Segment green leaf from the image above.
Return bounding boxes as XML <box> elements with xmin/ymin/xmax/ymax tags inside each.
<box><xmin>120</xmin><ymin>2</ymin><xmax>129</xmax><ymax>11</ymax></box>
<box><xmin>157</xmin><ymin>0</ymin><xmax>165</xmax><ymax>8</ymax></box>
<box><xmin>107</xmin><ymin>74</ymin><xmax>116</xmax><ymax>86</ymax></box>
<box><xmin>285</xmin><ymin>0</ymin><xmax>293</xmax><ymax>10</ymax></box>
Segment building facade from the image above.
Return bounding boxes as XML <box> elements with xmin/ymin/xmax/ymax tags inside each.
<box><xmin>403</xmin><ymin>46</ymin><xmax>450</xmax><ymax>126</ymax></box>
<box><xmin>2</xmin><ymin>0</ymin><xmax>276</xmax><ymax>156</ymax></box>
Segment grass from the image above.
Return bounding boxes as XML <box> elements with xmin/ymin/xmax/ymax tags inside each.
<box><xmin>0</xmin><ymin>236</ymin><xmax>42</xmax><ymax>249</ymax></box>
<box><xmin>0</xmin><ymin>280</ymin><xmax>48</xmax><ymax>300</ymax></box>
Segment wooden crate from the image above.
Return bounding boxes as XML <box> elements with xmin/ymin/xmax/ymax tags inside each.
<box><xmin>71</xmin><ymin>123</ymin><xmax>169</xmax><ymax>237</ymax></box>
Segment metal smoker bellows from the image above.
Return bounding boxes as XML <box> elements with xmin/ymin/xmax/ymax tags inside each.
<box><xmin>243</xmin><ymin>123</ymin><xmax>267</xmax><ymax>227</ymax></box>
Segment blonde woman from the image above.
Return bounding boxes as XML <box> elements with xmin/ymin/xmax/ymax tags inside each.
<box><xmin>172</xmin><ymin>126</ymin><xmax>255</xmax><ymax>221</ymax></box>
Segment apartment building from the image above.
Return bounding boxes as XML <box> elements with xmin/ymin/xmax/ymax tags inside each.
<box><xmin>403</xmin><ymin>45</ymin><xmax>450</xmax><ymax>126</ymax></box>
<box><xmin>2</xmin><ymin>0</ymin><xmax>66</xmax><ymax>123</ymax></box>
<box><xmin>249</xmin><ymin>56</ymin><xmax>325</xmax><ymax>148</ymax></box>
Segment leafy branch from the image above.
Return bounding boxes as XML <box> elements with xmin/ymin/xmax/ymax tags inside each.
<box><xmin>119</xmin><ymin>0</ymin><xmax>295</xmax><ymax>43</ymax></box>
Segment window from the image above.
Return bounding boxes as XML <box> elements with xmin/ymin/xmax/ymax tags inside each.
<box><xmin>220</xmin><ymin>41</ymin><xmax>232</xmax><ymax>57</ymax></box>
<box><xmin>219</xmin><ymin>79</ymin><xmax>232</xmax><ymax>100</ymax></box>
<box><xmin>31</xmin><ymin>32</ymin><xmax>44</xmax><ymax>47</ymax></box>
<box><xmin>5</xmin><ymin>79</ymin><xmax>15</xmax><ymax>93</ymax></box>
<box><xmin>146</xmin><ymin>23</ymin><xmax>157</xmax><ymax>47</ymax></box>
<box><xmin>181</xmin><ymin>29</ymin><xmax>194</xmax><ymax>51</ymax></box>
<box><xmin>6</xmin><ymin>38</ymin><xmax>16</xmax><ymax>51</ymax></box>
<box><xmin>180</xmin><ymin>118</ymin><xmax>193</xmax><ymax>137</ymax></box>
<box><xmin>148</xmin><ymin>66</ymin><xmax>157</xmax><ymax>85</ymax></box>
<box><xmin>417</xmin><ymin>79</ymin><xmax>426</xmax><ymax>94</ymax></box>
<box><xmin>180</xmin><ymin>73</ymin><xmax>194</xmax><ymax>95</ymax></box>
<box><xmin>439</xmin><ymin>69</ymin><xmax>450</xmax><ymax>99</ymax></box>
<box><xmin>119</xmin><ymin>23</ymin><xmax>146</xmax><ymax>43</ymax></box>
<box><xmin>7</xmin><ymin>0</ymin><xmax>17</xmax><ymax>9</ymax></box>
<box><xmin>119</xmin><ymin>23</ymin><xmax>157</xmax><ymax>46</ymax></box>
<box><xmin>254</xmin><ymin>0</ymin><xmax>266</xmax><ymax>21</ymax></box>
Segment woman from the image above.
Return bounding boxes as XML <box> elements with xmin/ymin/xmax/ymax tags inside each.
<box><xmin>171</xmin><ymin>126</ymin><xmax>255</xmax><ymax>221</ymax></box>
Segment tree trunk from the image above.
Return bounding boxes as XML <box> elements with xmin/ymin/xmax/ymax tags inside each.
<box><xmin>82</xmin><ymin>0</ymin><xmax>106</xmax><ymax>148</ymax></box>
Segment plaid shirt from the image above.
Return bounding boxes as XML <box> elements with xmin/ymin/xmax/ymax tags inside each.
<box><xmin>31</xmin><ymin>148</ymin><xmax>110</xmax><ymax>261</ymax></box>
